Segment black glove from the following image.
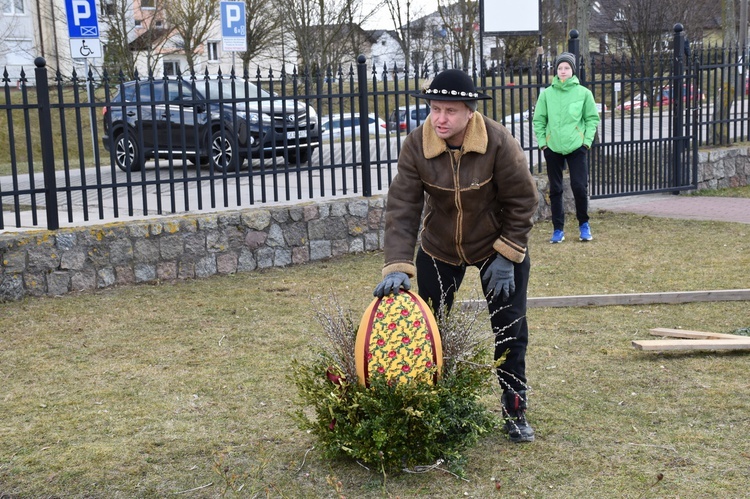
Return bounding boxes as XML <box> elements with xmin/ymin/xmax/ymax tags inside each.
<box><xmin>481</xmin><ymin>255</ymin><xmax>515</xmax><ymax>302</ymax></box>
<box><xmin>373</xmin><ymin>272</ymin><xmax>411</xmax><ymax>298</ymax></box>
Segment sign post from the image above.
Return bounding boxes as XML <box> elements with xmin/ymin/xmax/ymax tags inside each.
<box><xmin>221</xmin><ymin>1</ymin><xmax>247</xmax><ymax>69</ymax></box>
<box><xmin>65</xmin><ymin>0</ymin><xmax>102</xmax><ymax>160</ymax></box>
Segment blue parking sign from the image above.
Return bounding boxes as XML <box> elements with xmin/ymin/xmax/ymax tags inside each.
<box><xmin>65</xmin><ymin>0</ymin><xmax>100</xmax><ymax>39</ymax></box>
<box><xmin>221</xmin><ymin>1</ymin><xmax>247</xmax><ymax>52</ymax></box>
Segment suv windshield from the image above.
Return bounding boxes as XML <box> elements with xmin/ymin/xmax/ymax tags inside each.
<box><xmin>113</xmin><ymin>79</ymin><xmax>270</xmax><ymax>102</ymax></box>
<box><xmin>199</xmin><ymin>80</ymin><xmax>270</xmax><ymax>100</ymax></box>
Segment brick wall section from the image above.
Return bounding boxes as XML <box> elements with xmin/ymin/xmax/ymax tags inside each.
<box><xmin>1</xmin><ymin>146</ymin><xmax>749</xmax><ymax>301</ymax></box>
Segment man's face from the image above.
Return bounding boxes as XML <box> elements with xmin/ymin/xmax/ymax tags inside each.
<box><xmin>429</xmin><ymin>100</ymin><xmax>474</xmax><ymax>147</ymax></box>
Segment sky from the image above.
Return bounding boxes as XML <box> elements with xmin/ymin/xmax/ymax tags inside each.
<box><xmin>360</xmin><ymin>0</ymin><xmax>440</xmax><ymax>30</ymax></box>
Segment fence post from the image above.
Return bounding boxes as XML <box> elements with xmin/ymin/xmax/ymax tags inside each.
<box><xmin>567</xmin><ymin>30</ymin><xmax>583</xmax><ymax>82</ymax></box>
<box><xmin>356</xmin><ymin>54</ymin><xmax>372</xmax><ymax>197</ymax></box>
<box><xmin>672</xmin><ymin>24</ymin><xmax>686</xmax><ymax>193</ymax></box>
<box><xmin>34</xmin><ymin>57</ymin><xmax>59</xmax><ymax>230</ymax></box>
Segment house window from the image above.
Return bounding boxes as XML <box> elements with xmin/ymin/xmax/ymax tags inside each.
<box><xmin>2</xmin><ymin>0</ymin><xmax>25</xmax><ymax>14</ymax></box>
<box><xmin>141</xmin><ymin>0</ymin><xmax>155</xmax><ymax>9</ymax></box>
<box><xmin>164</xmin><ymin>60</ymin><xmax>180</xmax><ymax>76</ymax></box>
<box><xmin>154</xmin><ymin>20</ymin><xmax>163</xmax><ymax>27</ymax></box>
<box><xmin>207</xmin><ymin>42</ymin><xmax>219</xmax><ymax>61</ymax></box>
<box><xmin>102</xmin><ymin>1</ymin><xmax>115</xmax><ymax>15</ymax></box>
<box><xmin>135</xmin><ymin>19</ymin><xmax>142</xmax><ymax>28</ymax></box>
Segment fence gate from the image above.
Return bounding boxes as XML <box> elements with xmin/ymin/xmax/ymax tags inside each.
<box><xmin>587</xmin><ymin>25</ymin><xmax>698</xmax><ymax>199</ymax></box>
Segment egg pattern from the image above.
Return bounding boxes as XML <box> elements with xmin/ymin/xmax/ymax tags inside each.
<box><xmin>356</xmin><ymin>290</ymin><xmax>442</xmax><ymax>386</ymax></box>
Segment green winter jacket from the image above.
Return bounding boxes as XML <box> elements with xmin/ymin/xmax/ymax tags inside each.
<box><xmin>532</xmin><ymin>75</ymin><xmax>600</xmax><ymax>155</ymax></box>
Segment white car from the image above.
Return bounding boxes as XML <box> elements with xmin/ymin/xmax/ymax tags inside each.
<box><xmin>320</xmin><ymin>113</ymin><xmax>390</xmax><ymax>139</ymax></box>
<box><xmin>503</xmin><ymin>109</ymin><xmax>532</xmax><ymax>123</ymax></box>
<box><xmin>505</xmin><ymin>103</ymin><xmax>605</xmax><ymax>124</ymax></box>
<box><xmin>615</xmin><ymin>94</ymin><xmax>649</xmax><ymax>111</ymax></box>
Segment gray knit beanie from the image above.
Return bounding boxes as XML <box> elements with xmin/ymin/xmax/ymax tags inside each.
<box><xmin>555</xmin><ymin>52</ymin><xmax>576</xmax><ymax>75</ymax></box>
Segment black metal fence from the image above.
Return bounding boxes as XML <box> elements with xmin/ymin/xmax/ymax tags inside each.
<box><xmin>2</xmin><ymin>27</ymin><xmax>749</xmax><ymax>231</ymax></box>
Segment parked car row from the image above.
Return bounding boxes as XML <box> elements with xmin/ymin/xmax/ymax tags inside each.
<box><xmin>502</xmin><ymin>102</ymin><xmax>608</xmax><ymax>124</ymax></box>
<box><xmin>319</xmin><ymin>113</ymin><xmax>390</xmax><ymax>139</ymax></box>
<box><xmin>387</xmin><ymin>105</ymin><xmax>430</xmax><ymax>132</ymax></box>
<box><xmin>102</xmin><ymin>77</ymin><xmax>320</xmax><ymax>172</ymax></box>
<box><xmin>615</xmin><ymin>85</ymin><xmax>706</xmax><ymax>111</ymax></box>
<box><xmin>101</xmin><ymin>77</ymin><xmax>706</xmax><ymax>174</ymax></box>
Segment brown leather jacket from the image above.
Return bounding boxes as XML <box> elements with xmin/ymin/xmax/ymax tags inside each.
<box><xmin>382</xmin><ymin>112</ymin><xmax>539</xmax><ymax>278</ymax></box>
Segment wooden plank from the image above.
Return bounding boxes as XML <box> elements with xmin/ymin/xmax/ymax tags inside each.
<box><xmin>527</xmin><ymin>289</ymin><xmax>750</xmax><ymax>308</ymax></box>
<box><xmin>649</xmin><ymin>328</ymin><xmax>746</xmax><ymax>340</ymax></box>
<box><xmin>632</xmin><ymin>339</ymin><xmax>750</xmax><ymax>351</ymax></box>
<box><xmin>461</xmin><ymin>289</ymin><xmax>750</xmax><ymax>310</ymax></box>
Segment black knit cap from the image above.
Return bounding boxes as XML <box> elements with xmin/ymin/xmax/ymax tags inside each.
<box><xmin>555</xmin><ymin>52</ymin><xmax>577</xmax><ymax>74</ymax></box>
<box><xmin>414</xmin><ymin>69</ymin><xmax>491</xmax><ymax>101</ymax></box>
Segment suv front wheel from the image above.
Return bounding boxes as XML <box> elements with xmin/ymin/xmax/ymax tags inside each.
<box><xmin>113</xmin><ymin>131</ymin><xmax>142</xmax><ymax>172</ymax></box>
<box><xmin>209</xmin><ymin>129</ymin><xmax>243</xmax><ymax>172</ymax></box>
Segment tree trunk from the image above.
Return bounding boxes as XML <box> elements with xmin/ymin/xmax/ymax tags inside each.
<box><xmin>715</xmin><ymin>0</ymin><xmax>737</xmax><ymax>144</ymax></box>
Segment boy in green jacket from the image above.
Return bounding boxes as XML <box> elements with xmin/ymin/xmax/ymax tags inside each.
<box><xmin>532</xmin><ymin>52</ymin><xmax>600</xmax><ymax>243</ymax></box>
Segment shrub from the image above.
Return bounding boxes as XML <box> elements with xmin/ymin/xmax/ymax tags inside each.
<box><xmin>290</xmin><ymin>298</ymin><xmax>500</xmax><ymax>474</ymax></box>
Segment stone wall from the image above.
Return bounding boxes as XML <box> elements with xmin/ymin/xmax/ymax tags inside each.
<box><xmin>695</xmin><ymin>146</ymin><xmax>750</xmax><ymax>190</ymax></box>
<box><xmin>0</xmin><ymin>198</ymin><xmax>388</xmax><ymax>301</ymax></box>
<box><xmin>1</xmin><ymin>144</ymin><xmax>748</xmax><ymax>301</ymax></box>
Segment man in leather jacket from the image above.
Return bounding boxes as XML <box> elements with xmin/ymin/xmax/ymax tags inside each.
<box><xmin>374</xmin><ymin>69</ymin><xmax>540</xmax><ymax>443</ymax></box>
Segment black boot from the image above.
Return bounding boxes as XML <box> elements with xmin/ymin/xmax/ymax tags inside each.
<box><xmin>501</xmin><ymin>390</ymin><xmax>535</xmax><ymax>443</ymax></box>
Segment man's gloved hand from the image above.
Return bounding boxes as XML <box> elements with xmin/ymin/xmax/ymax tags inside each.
<box><xmin>481</xmin><ymin>255</ymin><xmax>515</xmax><ymax>302</ymax></box>
<box><xmin>373</xmin><ymin>272</ymin><xmax>411</xmax><ymax>298</ymax></box>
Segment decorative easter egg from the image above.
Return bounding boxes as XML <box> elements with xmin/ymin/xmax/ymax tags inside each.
<box><xmin>355</xmin><ymin>290</ymin><xmax>443</xmax><ymax>386</ymax></box>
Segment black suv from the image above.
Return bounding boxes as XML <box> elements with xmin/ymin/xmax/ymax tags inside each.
<box><xmin>102</xmin><ymin>77</ymin><xmax>320</xmax><ymax>172</ymax></box>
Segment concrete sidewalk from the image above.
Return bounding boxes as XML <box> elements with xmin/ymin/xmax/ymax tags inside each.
<box><xmin>590</xmin><ymin>193</ymin><xmax>750</xmax><ymax>224</ymax></box>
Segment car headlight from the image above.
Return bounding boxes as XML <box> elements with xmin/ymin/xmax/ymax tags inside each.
<box><xmin>246</xmin><ymin>112</ymin><xmax>272</xmax><ymax>125</ymax></box>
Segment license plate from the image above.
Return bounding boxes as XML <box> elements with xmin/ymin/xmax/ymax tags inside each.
<box><xmin>287</xmin><ymin>129</ymin><xmax>307</xmax><ymax>140</ymax></box>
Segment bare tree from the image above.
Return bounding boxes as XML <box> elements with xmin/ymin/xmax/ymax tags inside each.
<box><xmin>540</xmin><ymin>0</ymin><xmax>567</xmax><ymax>55</ymax></box>
<box><xmin>100</xmin><ymin>0</ymin><xmax>167</xmax><ymax>78</ymax></box>
<box><xmin>566</xmin><ymin>0</ymin><xmax>592</xmax><ymax>75</ymax></box>
<box><xmin>715</xmin><ymin>0</ymin><xmax>737</xmax><ymax>143</ymax></box>
<box><xmin>437</xmin><ymin>0</ymin><xmax>479</xmax><ymax>69</ymax></box>
<box><xmin>239</xmin><ymin>0</ymin><xmax>284</xmax><ymax>73</ymax></box>
<box><xmin>610</xmin><ymin>0</ymin><xmax>674</xmax><ymax>65</ymax></box>
<box><xmin>381</xmin><ymin>0</ymin><xmax>433</xmax><ymax>74</ymax></box>
<box><xmin>164</xmin><ymin>0</ymin><xmax>220</xmax><ymax>74</ymax></box>
<box><xmin>275</xmin><ymin>0</ymin><xmax>367</xmax><ymax>71</ymax></box>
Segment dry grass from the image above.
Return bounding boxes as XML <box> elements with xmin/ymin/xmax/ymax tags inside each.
<box><xmin>1</xmin><ymin>204</ymin><xmax>749</xmax><ymax>497</ymax></box>
<box><xmin>688</xmin><ymin>184</ymin><xmax>750</xmax><ymax>198</ymax></box>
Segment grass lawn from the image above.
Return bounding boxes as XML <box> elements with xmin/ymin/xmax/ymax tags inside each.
<box><xmin>1</xmin><ymin>201</ymin><xmax>749</xmax><ymax>497</ymax></box>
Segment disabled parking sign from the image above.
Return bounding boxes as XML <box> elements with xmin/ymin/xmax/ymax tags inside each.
<box><xmin>65</xmin><ymin>0</ymin><xmax>102</xmax><ymax>58</ymax></box>
<box><xmin>65</xmin><ymin>0</ymin><xmax>100</xmax><ymax>38</ymax></box>
<box><xmin>221</xmin><ymin>1</ymin><xmax>247</xmax><ymax>52</ymax></box>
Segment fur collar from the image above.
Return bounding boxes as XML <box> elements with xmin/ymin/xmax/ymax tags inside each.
<box><xmin>422</xmin><ymin>112</ymin><xmax>488</xmax><ymax>159</ymax></box>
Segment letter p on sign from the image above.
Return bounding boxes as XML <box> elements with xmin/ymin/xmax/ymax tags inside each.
<box><xmin>225</xmin><ymin>5</ymin><xmax>241</xmax><ymax>27</ymax></box>
<box><xmin>71</xmin><ymin>0</ymin><xmax>90</xmax><ymax>25</ymax></box>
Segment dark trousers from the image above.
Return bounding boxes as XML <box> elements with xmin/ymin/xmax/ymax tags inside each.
<box><xmin>544</xmin><ymin>146</ymin><xmax>590</xmax><ymax>231</ymax></box>
<box><xmin>415</xmin><ymin>247</ymin><xmax>530</xmax><ymax>393</ymax></box>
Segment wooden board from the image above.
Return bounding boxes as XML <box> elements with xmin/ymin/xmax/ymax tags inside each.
<box><xmin>649</xmin><ymin>328</ymin><xmax>747</xmax><ymax>340</ymax></box>
<box><xmin>632</xmin><ymin>339</ymin><xmax>750</xmax><ymax>351</ymax></box>
<box><xmin>461</xmin><ymin>289</ymin><xmax>750</xmax><ymax>310</ymax></box>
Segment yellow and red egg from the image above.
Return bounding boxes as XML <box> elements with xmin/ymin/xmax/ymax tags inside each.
<box><xmin>355</xmin><ymin>290</ymin><xmax>443</xmax><ymax>386</ymax></box>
